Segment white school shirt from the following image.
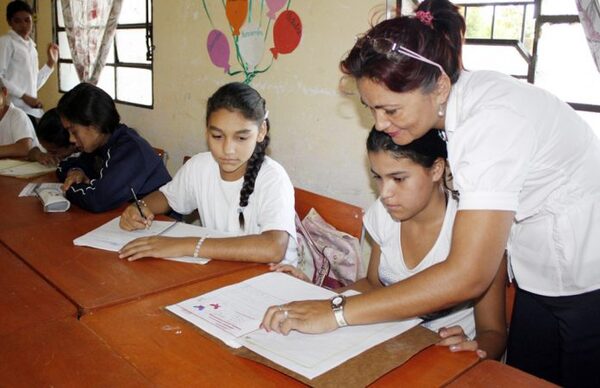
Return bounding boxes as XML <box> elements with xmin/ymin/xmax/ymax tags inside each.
<box><xmin>160</xmin><ymin>152</ymin><xmax>298</xmax><ymax>265</ymax></box>
<box><xmin>445</xmin><ymin>70</ymin><xmax>600</xmax><ymax>296</ymax></box>
<box><xmin>363</xmin><ymin>196</ymin><xmax>476</xmax><ymax>338</ymax></box>
<box><xmin>0</xmin><ymin>30</ymin><xmax>53</xmax><ymax>118</ymax></box>
<box><xmin>0</xmin><ymin>103</ymin><xmax>39</xmax><ymax>147</ymax></box>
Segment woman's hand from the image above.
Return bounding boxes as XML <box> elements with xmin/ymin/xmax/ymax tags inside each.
<box><xmin>118</xmin><ymin>236</ymin><xmax>185</xmax><ymax>261</ymax></box>
<box><xmin>437</xmin><ymin>325</ymin><xmax>487</xmax><ymax>359</ymax></box>
<box><xmin>260</xmin><ymin>299</ymin><xmax>338</xmax><ymax>335</ymax></box>
<box><xmin>61</xmin><ymin>169</ymin><xmax>89</xmax><ymax>191</ymax></box>
<box><xmin>47</xmin><ymin>43</ymin><xmax>59</xmax><ymax>68</ymax></box>
<box><xmin>22</xmin><ymin>94</ymin><xmax>42</xmax><ymax>108</ymax></box>
<box><xmin>119</xmin><ymin>202</ymin><xmax>154</xmax><ymax>231</ymax></box>
<box><xmin>269</xmin><ymin>263</ymin><xmax>310</xmax><ymax>282</ymax></box>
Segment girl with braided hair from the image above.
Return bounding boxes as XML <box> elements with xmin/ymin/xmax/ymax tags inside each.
<box><xmin>119</xmin><ymin>82</ymin><xmax>297</xmax><ymax>265</ymax></box>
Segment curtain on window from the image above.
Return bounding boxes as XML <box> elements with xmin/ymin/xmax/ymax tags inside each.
<box><xmin>577</xmin><ymin>0</ymin><xmax>600</xmax><ymax>72</ymax></box>
<box><xmin>60</xmin><ymin>0</ymin><xmax>123</xmax><ymax>84</ymax></box>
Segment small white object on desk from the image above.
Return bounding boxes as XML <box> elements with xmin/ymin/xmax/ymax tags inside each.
<box><xmin>20</xmin><ymin>182</ymin><xmax>70</xmax><ymax>212</ymax></box>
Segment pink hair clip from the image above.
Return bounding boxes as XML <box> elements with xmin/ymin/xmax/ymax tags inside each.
<box><xmin>415</xmin><ymin>10</ymin><xmax>434</xmax><ymax>27</ymax></box>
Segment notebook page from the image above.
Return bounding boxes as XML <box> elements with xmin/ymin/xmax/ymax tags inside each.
<box><xmin>73</xmin><ymin>217</ymin><xmax>177</xmax><ymax>251</ymax></box>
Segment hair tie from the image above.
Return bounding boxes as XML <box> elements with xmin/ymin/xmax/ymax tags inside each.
<box><xmin>415</xmin><ymin>11</ymin><xmax>434</xmax><ymax>27</ymax></box>
<box><xmin>237</xmin><ymin>207</ymin><xmax>245</xmax><ymax>214</ymax></box>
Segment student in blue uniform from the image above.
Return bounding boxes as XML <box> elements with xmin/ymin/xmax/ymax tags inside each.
<box><xmin>28</xmin><ymin>108</ymin><xmax>77</xmax><ymax>165</ymax></box>
<box><xmin>56</xmin><ymin>83</ymin><xmax>171</xmax><ymax>212</ymax></box>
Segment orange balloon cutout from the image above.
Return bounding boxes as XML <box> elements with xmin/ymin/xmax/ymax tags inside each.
<box><xmin>270</xmin><ymin>10</ymin><xmax>302</xmax><ymax>59</ymax></box>
<box><xmin>225</xmin><ymin>0</ymin><xmax>248</xmax><ymax>36</ymax></box>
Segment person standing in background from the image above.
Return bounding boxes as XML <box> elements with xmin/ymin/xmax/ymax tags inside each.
<box><xmin>0</xmin><ymin>0</ymin><xmax>58</xmax><ymax>128</ymax></box>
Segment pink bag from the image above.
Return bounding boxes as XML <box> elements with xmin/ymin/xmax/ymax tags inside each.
<box><xmin>295</xmin><ymin>209</ymin><xmax>362</xmax><ymax>289</ymax></box>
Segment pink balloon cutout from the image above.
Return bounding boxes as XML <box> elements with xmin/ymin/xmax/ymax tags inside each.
<box><xmin>270</xmin><ymin>10</ymin><xmax>302</xmax><ymax>59</ymax></box>
<box><xmin>207</xmin><ymin>29</ymin><xmax>230</xmax><ymax>73</ymax></box>
<box><xmin>266</xmin><ymin>0</ymin><xmax>287</xmax><ymax>19</ymax></box>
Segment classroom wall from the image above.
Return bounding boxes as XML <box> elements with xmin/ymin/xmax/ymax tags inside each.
<box><xmin>3</xmin><ymin>1</ymin><xmax>399</xmax><ymax>208</ymax></box>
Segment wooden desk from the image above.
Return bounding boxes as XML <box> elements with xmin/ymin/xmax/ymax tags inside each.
<box><xmin>372</xmin><ymin>345</ymin><xmax>478</xmax><ymax>386</ymax></box>
<box><xmin>0</xmin><ymin>242</ymin><xmax>76</xmax><ymax>336</ymax></box>
<box><xmin>446</xmin><ymin>359</ymin><xmax>558</xmax><ymax>387</ymax></box>
<box><xmin>0</xmin><ymin>174</ymin><xmax>62</xmax><ymax>232</ymax></box>
<box><xmin>0</xmin><ymin>184</ymin><xmax>258</xmax><ymax>314</ymax></box>
<box><xmin>82</xmin><ymin>266</ymin><xmax>479</xmax><ymax>387</ymax></box>
<box><xmin>0</xmin><ymin>318</ymin><xmax>151</xmax><ymax>387</ymax></box>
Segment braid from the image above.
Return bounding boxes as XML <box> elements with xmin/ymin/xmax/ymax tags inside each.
<box><xmin>205</xmin><ymin>82</ymin><xmax>270</xmax><ymax>230</ymax></box>
<box><xmin>238</xmin><ymin>132</ymin><xmax>270</xmax><ymax>229</ymax></box>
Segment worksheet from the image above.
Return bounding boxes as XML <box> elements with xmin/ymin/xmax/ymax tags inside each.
<box><xmin>167</xmin><ymin>272</ymin><xmax>421</xmax><ymax>379</ymax></box>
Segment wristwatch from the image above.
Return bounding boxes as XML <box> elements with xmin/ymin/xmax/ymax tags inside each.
<box><xmin>330</xmin><ymin>294</ymin><xmax>348</xmax><ymax>327</ymax></box>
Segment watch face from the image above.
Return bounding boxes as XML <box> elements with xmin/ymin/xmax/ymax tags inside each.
<box><xmin>332</xmin><ymin>295</ymin><xmax>344</xmax><ymax>307</ymax></box>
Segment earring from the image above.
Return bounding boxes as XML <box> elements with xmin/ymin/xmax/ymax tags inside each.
<box><xmin>437</xmin><ymin>104</ymin><xmax>445</xmax><ymax>118</ymax></box>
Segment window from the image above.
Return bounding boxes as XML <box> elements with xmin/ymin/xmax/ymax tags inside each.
<box><xmin>54</xmin><ymin>0</ymin><xmax>154</xmax><ymax>108</ymax></box>
<box><xmin>456</xmin><ymin>0</ymin><xmax>600</xmax><ymax>137</ymax></box>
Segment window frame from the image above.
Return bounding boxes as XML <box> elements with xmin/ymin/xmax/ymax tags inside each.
<box><xmin>397</xmin><ymin>0</ymin><xmax>600</xmax><ymax>113</ymax></box>
<box><xmin>53</xmin><ymin>0</ymin><xmax>155</xmax><ymax>109</ymax></box>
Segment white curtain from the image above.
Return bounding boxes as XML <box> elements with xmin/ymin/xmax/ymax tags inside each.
<box><xmin>576</xmin><ymin>0</ymin><xmax>600</xmax><ymax>72</ymax></box>
<box><xmin>61</xmin><ymin>0</ymin><xmax>123</xmax><ymax>84</ymax></box>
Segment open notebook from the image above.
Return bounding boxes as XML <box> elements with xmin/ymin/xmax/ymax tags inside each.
<box><xmin>74</xmin><ymin>216</ymin><xmax>233</xmax><ymax>264</ymax></box>
<box><xmin>166</xmin><ymin>272</ymin><xmax>421</xmax><ymax>380</ymax></box>
<box><xmin>0</xmin><ymin>159</ymin><xmax>56</xmax><ymax>179</ymax></box>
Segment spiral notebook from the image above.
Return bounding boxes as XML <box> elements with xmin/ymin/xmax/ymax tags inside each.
<box><xmin>166</xmin><ymin>272</ymin><xmax>424</xmax><ymax>380</ymax></box>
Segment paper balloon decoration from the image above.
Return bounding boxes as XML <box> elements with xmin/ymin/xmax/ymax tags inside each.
<box><xmin>225</xmin><ymin>0</ymin><xmax>248</xmax><ymax>36</ymax></box>
<box><xmin>266</xmin><ymin>0</ymin><xmax>287</xmax><ymax>19</ymax></box>
<box><xmin>207</xmin><ymin>29</ymin><xmax>230</xmax><ymax>73</ymax></box>
<box><xmin>238</xmin><ymin>23</ymin><xmax>265</xmax><ymax>72</ymax></box>
<box><xmin>270</xmin><ymin>10</ymin><xmax>302</xmax><ymax>59</ymax></box>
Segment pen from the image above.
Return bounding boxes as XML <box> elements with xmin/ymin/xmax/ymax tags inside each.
<box><xmin>130</xmin><ymin>187</ymin><xmax>147</xmax><ymax>221</ymax></box>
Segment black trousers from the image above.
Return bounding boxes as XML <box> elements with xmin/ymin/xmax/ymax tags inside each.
<box><xmin>27</xmin><ymin>114</ymin><xmax>38</xmax><ymax>131</ymax></box>
<box><xmin>506</xmin><ymin>286</ymin><xmax>600</xmax><ymax>388</ymax></box>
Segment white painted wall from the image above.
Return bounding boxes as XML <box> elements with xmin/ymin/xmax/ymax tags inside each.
<box><xmin>14</xmin><ymin>1</ymin><xmax>401</xmax><ymax>209</ymax></box>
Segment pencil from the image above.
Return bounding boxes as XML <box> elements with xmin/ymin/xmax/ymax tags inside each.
<box><xmin>130</xmin><ymin>187</ymin><xmax>147</xmax><ymax>220</ymax></box>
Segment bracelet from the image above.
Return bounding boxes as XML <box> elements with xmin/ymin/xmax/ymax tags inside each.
<box><xmin>193</xmin><ymin>236</ymin><xmax>208</xmax><ymax>258</ymax></box>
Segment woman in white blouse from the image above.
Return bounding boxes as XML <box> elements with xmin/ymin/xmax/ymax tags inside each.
<box><xmin>261</xmin><ymin>1</ymin><xmax>600</xmax><ymax>386</ymax></box>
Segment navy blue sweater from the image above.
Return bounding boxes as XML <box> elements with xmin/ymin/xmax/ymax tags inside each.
<box><xmin>57</xmin><ymin>124</ymin><xmax>171</xmax><ymax>213</ymax></box>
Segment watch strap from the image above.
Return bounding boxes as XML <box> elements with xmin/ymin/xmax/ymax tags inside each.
<box><xmin>333</xmin><ymin>307</ymin><xmax>348</xmax><ymax>327</ymax></box>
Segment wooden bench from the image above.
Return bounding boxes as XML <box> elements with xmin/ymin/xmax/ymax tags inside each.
<box><xmin>181</xmin><ymin>158</ymin><xmax>365</xmax><ymax>240</ymax></box>
<box><xmin>153</xmin><ymin>147</ymin><xmax>167</xmax><ymax>164</ymax></box>
<box><xmin>294</xmin><ymin>187</ymin><xmax>363</xmax><ymax>240</ymax></box>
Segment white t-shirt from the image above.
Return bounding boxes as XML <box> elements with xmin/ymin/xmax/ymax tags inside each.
<box><xmin>0</xmin><ymin>103</ymin><xmax>39</xmax><ymax>147</ymax></box>
<box><xmin>445</xmin><ymin>70</ymin><xmax>600</xmax><ymax>296</ymax></box>
<box><xmin>364</xmin><ymin>196</ymin><xmax>476</xmax><ymax>338</ymax></box>
<box><xmin>0</xmin><ymin>30</ymin><xmax>53</xmax><ymax>118</ymax></box>
<box><xmin>160</xmin><ymin>152</ymin><xmax>297</xmax><ymax>265</ymax></box>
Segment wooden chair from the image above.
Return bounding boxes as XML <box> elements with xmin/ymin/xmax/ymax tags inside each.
<box><xmin>152</xmin><ymin>147</ymin><xmax>167</xmax><ymax>165</ymax></box>
<box><xmin>294</xmin><ymin>187</ymin><xmax>364</xmax><ymax>240</ymax></box>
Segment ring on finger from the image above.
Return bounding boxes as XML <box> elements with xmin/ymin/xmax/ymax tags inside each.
<box><xmin>283</xmin><ymin>310</ymin><xmax>289</xmax><ymax>320</ymax></box>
